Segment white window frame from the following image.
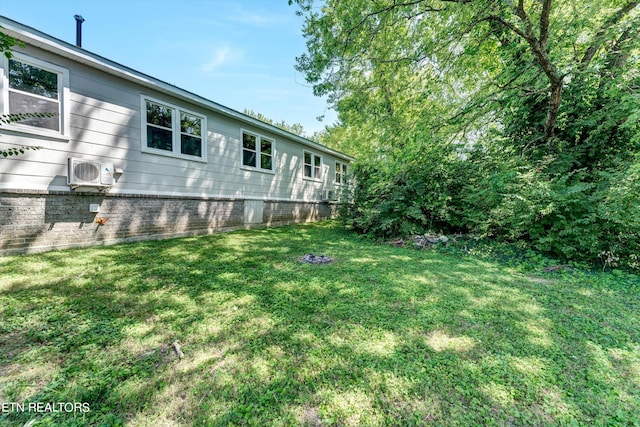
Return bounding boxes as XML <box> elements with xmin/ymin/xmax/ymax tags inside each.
<box><xmin>0</xmin><ymin>52</ymin><xmax>70</xmax><ymax>140</ymax></box>
<box><xmin>140</xmin><ymin>95</ymin><xmax>207</xmax><ymax>163</ymax></box>
<box><xmin>240</xmin><ymin>128</ymin><xmax>275</xmax><ymax>174</ymax></box>
<box><xmin>303</xmin><ymin>150</ymin><xmax>323</xmax><ymax>181</ymax></box>
<box><xmin>335</xmin><ymin>161</ymin><xmax>348</xmax><ymax>186</ymax></box>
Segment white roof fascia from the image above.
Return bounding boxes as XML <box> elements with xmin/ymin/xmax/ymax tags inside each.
<box><xmin>0</xmin><ymin>16</ymin><xmax>354</xmax><ymax>162</ymax></box>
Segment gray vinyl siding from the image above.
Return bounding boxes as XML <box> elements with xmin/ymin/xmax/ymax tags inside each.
<box><xmin>0</xmin><ymin>43</ymin><xmax>348</xmax><ymax>202</ymax></box>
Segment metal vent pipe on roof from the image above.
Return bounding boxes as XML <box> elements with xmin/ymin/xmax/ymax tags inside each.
<box><xmin>74</xmin><ymin>15</ymin><xmax>85</xmax><ymax>48</ymax></box>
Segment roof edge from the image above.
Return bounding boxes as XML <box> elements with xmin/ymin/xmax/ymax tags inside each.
<box><xmin>0</xmin><ymin>16</ymin><xmax>354</xmax><ymax>161</ymax></box>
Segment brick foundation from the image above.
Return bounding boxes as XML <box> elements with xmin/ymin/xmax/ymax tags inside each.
<box><xmin>0</xmin><ymin>190</ymin><xmax>333</xmax><ymax>255</ymax></box>
<box><xmin>263</xmin><ymin>201</ymin><xmax>334</xmax><ymax>225</ymax></box>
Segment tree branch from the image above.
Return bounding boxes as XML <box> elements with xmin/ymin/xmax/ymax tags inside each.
<box><xmin>579</xmin><ymin>0</ymin><xmax>640</xmax><ymax>71</ymax></box>
<box><xmin>602</xmin><ymin>22</ymin><xmax>638</xmax><ymax>75</ymax></box>
<box><xmin>539</xmin><ymin>0</ymin><xmax>553</xmax><ymax>48</ymax></box>
<box><xmin>487</xmin><ymin>2</ymin><xmax>564</xmax><ymax>140</ymax></box>
<box><xmin>345</xmin><ymin>0</ymin><xmax>442</xmax><ymax>41</ymax></box>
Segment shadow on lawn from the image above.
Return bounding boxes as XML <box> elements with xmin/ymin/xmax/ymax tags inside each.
<box><xmin>1</xmin><ymin>222</ymin><xmax>639</xmax><ymax>426</ymax></box>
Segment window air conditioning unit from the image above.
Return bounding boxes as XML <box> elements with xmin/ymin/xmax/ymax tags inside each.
<box><xmin>322</xmin><ymin>190</ymin><xmax>336</xmax><ymax>202</ymax></box>
<box><xmin>67</xmin><ymin>157</ymin><xmax>114</xmax><ymax>188</ymax></box>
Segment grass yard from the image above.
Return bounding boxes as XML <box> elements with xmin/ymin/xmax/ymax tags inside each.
<box><xmin>1</xmin><ymin>222</ymin><xmax>639</xmax><ymax>426</ymax></box>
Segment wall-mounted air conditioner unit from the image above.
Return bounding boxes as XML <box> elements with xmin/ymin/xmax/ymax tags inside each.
<box><xmin>322</xmin><ymin>190</ymin><xmax>336</xmax><ymax>202</ymax></box>
<box><xmin>67</xmin><ymin>157</ymin><xmax>114</xmax><ymax>188</ymax></box>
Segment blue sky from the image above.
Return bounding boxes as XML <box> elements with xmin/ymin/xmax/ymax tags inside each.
<box><xmin>0</xmin><ymin>0</ymin><xmax>336</xmax><ymax>135</ymax></box>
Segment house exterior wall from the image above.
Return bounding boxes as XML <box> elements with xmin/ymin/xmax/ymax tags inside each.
<box><xmin>0</xmin><ymin>189</ymin><xmax>335</xmax><ymax>255</ymax></box>
<box><xmin>263</xmin><ymin>201</ymin><xmax>334</xmax><ymax>226</ymax></box>
<box><xmin>0</xmin><ymin>191</ymin><xmax>244</xmax><ymax>254</ymax></box>
<box><xmin>0</xmin><ymin>18</ymin><xmax>350</xmax><ymax>255</ymax></box>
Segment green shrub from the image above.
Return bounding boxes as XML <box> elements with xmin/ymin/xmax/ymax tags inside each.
<box><xmin>343</xmin><ymin>137</ymin><xmax>468</xmax><ymax>238</ymax></box>
<box><xmin>342</xmin><ymin>140</ymin><xmax>639</xmax><ymax>270</ymax></box>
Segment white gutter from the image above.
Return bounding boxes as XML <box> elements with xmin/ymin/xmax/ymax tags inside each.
<box><xmin>0</xmin><ymin>16</ymin><xmax>354</xmax><ymax>162</ymax></box>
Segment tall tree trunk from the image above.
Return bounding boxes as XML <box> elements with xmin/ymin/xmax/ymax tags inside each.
<box><xmin>489</xmin><ymin>0</ymin><xmax>563</xmax><ymax>140</ymax></box>
<box><xmin>545</xmin><ymin>78</ymin><xmax>564</xmax><ymax>140</ymax></box>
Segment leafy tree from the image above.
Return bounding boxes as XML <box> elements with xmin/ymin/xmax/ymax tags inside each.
<box><xmin>291</xmin><ymin>0</ymin><xmax>640</xmax><ymax>269</ymax></box>
<box><xmin>292</xmin><ymin>0</ymin><xmax>639</xmax><ymax>147</ymax></box>
<box><xmin>1</xmin><ymin>26</ymin><xmax>20</xmax><ymax>59</ymax></box>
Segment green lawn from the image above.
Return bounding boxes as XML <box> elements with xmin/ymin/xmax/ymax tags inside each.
<box><xmin>1</xmin><ymin>222</ymin><xmax>639</xmax><ymax>426</ymax></box>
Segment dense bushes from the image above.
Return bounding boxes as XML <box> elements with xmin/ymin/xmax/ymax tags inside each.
<box><xmin>292</xmin><ymin>0</ymin><xmax>640</xmax><ymax>270</ymax></box>
<box><xmin>341</xmin><ymin>143</ymin><xmax>640</xmax><ymax>270</ymax></box>
<box><xmin>345</xmin><ymin>139</ymin><xmax>465</xmax><ymax>237</ymax></box>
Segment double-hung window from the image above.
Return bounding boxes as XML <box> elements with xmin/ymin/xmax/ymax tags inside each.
<box><xmin>241</xmin><ymin>130</ymin><xmax>274</xmax><ymax>172</ymax></box>
<box><xmin>335</xmin><ymin>161</ymin><xmax>348</xmax><ymax>185</ymax></box>
<box><xmin>303</xmin><ymin>151</ymin><xmax>322</xmax><ymax>180</ymax></box>
<box><xmin>142</xmin><ymin>96</ymin><xmax>206</xmax><ymax>161</ymax></box>
<box><xmin>2</xmin><ymin>53</ymin><xmax>69</xmax><ymax>137</ymax></box>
